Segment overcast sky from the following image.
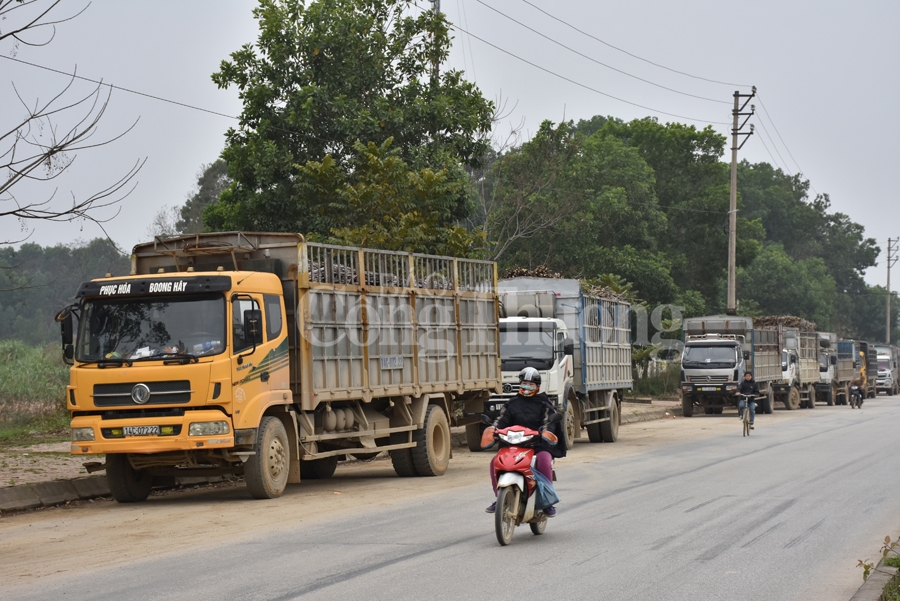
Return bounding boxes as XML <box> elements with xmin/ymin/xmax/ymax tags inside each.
<box><xmin>2</xmin><ymin>0</ymin><xmax>897</xmax><ymax>287</ymax></box>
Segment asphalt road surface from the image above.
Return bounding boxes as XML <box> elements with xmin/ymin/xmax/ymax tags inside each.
<box><xmin>4</xmin><ymin>399</ymin><xmax>899</xmax><ymax>601</ymax></box>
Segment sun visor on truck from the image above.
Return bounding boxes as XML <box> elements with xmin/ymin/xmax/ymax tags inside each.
<box><xmin>499</xmin><ymin>291</ymin><xmax>556</xmax><ymax>318</ymax></box>
<box><xmin>76</xmin><ymin>275</ymin><xmax>232</xmax><ymax>298</ymax></box>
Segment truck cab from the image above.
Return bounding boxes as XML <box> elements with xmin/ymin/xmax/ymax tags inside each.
<box><xmin>680</xmin><ymin>334</ymin><xmax>746</xmax><ymax>414</ymax></box>
<box><xmin>485</xmin><ymin>317</ymin><xmax>573</xmax><ymax>420</ymax></box>
<box><xmin>874</xmin><ymin>344</ymin><xmax>899</xmax><ymax>396</ymax></box>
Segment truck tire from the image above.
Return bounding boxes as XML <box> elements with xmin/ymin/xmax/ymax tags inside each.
<box><xmin>245</xmin><ymin>416</ymin><xmax>290</xmax><ymax>499</ymax></box>
<box><xmin>466</xmin><ymin>422</ymin><xmax>486</xmax><ymax>452</ymax></box>
<box><xmin>806</xmin><ymin>385</ymin><xmax>816</xmax><ymax>409</ymax></box>
<box><xmin>712</xmin><ymin>407</ymin><xmax>723</xmax><ymax>415</ymax></box>
<box><xmin>599</xmin><ymin>399</ymin><xmax>620</xmax><ymax>442</ymax></box>
<box><xmin>410</xmin><ymin>404</ymin><xmax>451</xmax><ymax>476</ymax></box>
<box><xmin>703</xmin><ymin>407</ymin><xmax>713</xmax><ymax>415</ymax></box>
<box><xmin>389</xmin><ymin>432</ymin><xmax>418</xmax><ymax>477</ymax></box>
<box><xmin>107</xmin><ymin>454</ymin><xmax>153</xmax><ymax>503</ymax></box>
<box><xmin>682</xmin><ymin>394</ymin><xmax>694</xmax><ymax>418</ymax></box>
<box><xmin>561</xmin><ymin>387</ymin><xmax>578</xmax><ymax>450</ymax></box>
<box><xmin>784</xmin><ymin>387</ymin><xmax>801</xmax><ymax>410</ymax></box>
<box><xmin>300</xmin><ymin>456</ymin><xmax>338</xmax><ymax>479</ymax></box>
<box><xmin>761</xmin><ymin>389</ymin><xmax>774</xmax><ymax>415</ymax></box>
<box><xmin>586</xmin><ymin>392</ymin><xmax>603</xmax><ymax>441</ymax></box>
<box><xmin>826</xmin><ymin>385</ymin><xmax>836</xmax><ymax>406</ymax></box>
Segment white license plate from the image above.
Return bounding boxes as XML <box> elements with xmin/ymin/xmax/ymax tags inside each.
<box><xmin>699</xmin><ymin>386</ymin><xmax>719</xmax><ymax>391</ymax></box>
<box><xmin>123</xmin><ymin>426</ymin><xmax>160</xmax><ymax>436</ymax></box>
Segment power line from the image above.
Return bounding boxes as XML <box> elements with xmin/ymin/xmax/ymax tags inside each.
<box><xmin>754</xmin><ymin>131</ymin><xmax>787</xmax><ymax>174</ymax></box>
<box><xmin>457</xmin><ymin>0</ymin><xmax>477</xmax><ymax>82</ymax></box>
<box><xmin>516</xmin><ymin>0</ymin><xmax>753</xmax><ymax>88</ymax></box>
<box><xmin>753</xmin><ymin>118</ymin><xmax>789</xmax><ymax>173</ymax></box>
<box><xmin>433</xmin><ymin>17</ymin><xmax>731</xmax><ymax>125</ymax></box>
<box><xmin>476</xmin><ymin>0</ymin><xmax>729</xmax><ymax>105</ymax></box>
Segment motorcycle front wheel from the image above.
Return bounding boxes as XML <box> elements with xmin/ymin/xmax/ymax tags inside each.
<box><xmin>495</xmin><ymin>487</ymin><xmax>519</xmax><ymax>546</ymax></box>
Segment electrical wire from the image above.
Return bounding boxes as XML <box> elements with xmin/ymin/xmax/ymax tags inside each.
<box><xmin>753</xmin><ymin>122</ymin><xmax>789</xmax><ymax>174</ymax></box>
<box><xmin>458</xmin><ymin>0</ymin><xmax>477</xmax><ymax>82</ymax></box>
<box><xmin>753</xmin><ymin>109</ymin><xmax>790</xmax><ymax>174</ymax></box>
<box><xmin>476</xmin><ymin>0</ymin><xmax>729</xmax><ymax>105</ymax></box>
<box><xmin>516</xmin><ymin>0</ymin><xmax>753</xmax><ymax>88</ymax></box>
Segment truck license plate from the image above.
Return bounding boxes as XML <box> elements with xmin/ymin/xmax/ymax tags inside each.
<box><xmin>123</xmin><ymin>426</ymin><xmax>160</xmax><ymax>436</ymax></box>
<box><xmin>699</xmin><ymin>386</ymin><xmax>719</xmax><ymax>391</ymax></box>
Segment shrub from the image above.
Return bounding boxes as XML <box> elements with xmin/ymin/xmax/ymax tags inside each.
<box><xmin>0</xmin><ymin>340</ymin><xmax>70</xmax><ymax>427</ymax></box>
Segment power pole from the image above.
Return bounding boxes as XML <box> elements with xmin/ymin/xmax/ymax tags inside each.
<box><xmin>887</xmin><ymin>238</ymin><xmax>899</xmax><ymax>343</ymax></box>
<box><xmin>726</xmin><ymin>86</ymin><xmax>756</xmax><ymax>315</ymax></box>
<box><xmin>431</xmin><ymin>0</ymin><xmax>441</xmax><ymax>84</ymax></box>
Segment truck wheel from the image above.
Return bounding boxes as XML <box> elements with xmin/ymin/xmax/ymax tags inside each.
<box><xmin>712</xmin><ymin>407</ymin><xmax>723</xmax><ymax>415</ymax></box>
<box><xmin>300</xmin><ymin>456</ymin><xmax>338</xmax><ymax>479</ymax></box>
<box><xmin>761</xmin><ymin>389</ymin><xmax>774</xmax><ymax>414</ymax></box>
<box><xmin>703</xmin><ymin>407</ymin><xmax>713</xmax><ymax>415</ymax></box>
<box><xmin>107</xmin><ymin>454</ymin><xmax>153</xmax><ymax>503</ymax></box>
<box><xmin>682</xmin><ymin>394</ymin><xmax>694</xmax><ymax>418</ymax></box>
<box><xmin>389</xmin><ymin>432</ymin><xmax>418</xmax><ymax>477</ymax></box>
<box><xmin>784</xmin><ymin>387</ymin><xmax>801</xmax><ymax>410</ymax></box>
<box><xmin>599</xmin><ymin>399</ymin><xmax>620</xmax><ymax>442</ymax></box>
<box><xmin>466</xmin><ymin>422</ymin><xmax>486</xmax><ymax>452</ymax></box>
<box><xmin>562</xmin><ymin>396</ymin><xmax>577</xmax><ymax>450</ymax></box>
<box><xmin>806</xmin><ymin>386</ymin><xmax>816</xmax><ymax>409</ymax></box>
<box><xmin>245</xmin><ymin>416</ymin><xmax>290</xmax><ymax>499</ymax></box>
<box><xmin>826</xmin><ymin>385</ymin><xmax>835</xmax><ymax>406</ymax></box>
<box><xmin>411</xmin><ymin>405</ymin><xmax>451</xmax><ymax>476</ymax></box>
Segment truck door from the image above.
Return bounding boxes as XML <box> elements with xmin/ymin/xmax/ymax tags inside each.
<box><xmin>231</xmin><ymin>295</ymin><xmax>271</xmax><ymax>403</ymax></box>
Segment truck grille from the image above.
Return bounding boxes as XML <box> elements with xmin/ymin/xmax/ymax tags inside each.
<box><xmin>501</xmin><ymin>383</ymin><xmax>520</xmax><ymax>394</ymax></box>
<box><xmin>688</xmin><ymin>375</ymin><xmax>730</xmax><ymax>384</ymax></box>
<box><xmin>92</xmin><ymin>381</ymin><xmax>193</xmax><ymax>406</ymax></box>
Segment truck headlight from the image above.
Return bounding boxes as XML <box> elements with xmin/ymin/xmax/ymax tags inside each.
<box><xmin>189</xmin><ymin>421</ymin><xmax>230</xmax><ymax>436</ymax></box>
<box><xmin>71</xmin><ymin>428</ymin><xmax>95</xmax><ymax>441</ymax></box>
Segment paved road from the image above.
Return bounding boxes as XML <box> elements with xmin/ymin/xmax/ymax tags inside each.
<box><xmin>5</xmin><ymin>399</ymin><xmax>900</xmax><ymax>601</ymax></box>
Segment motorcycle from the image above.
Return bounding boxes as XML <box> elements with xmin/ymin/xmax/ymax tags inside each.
<box><xmin>849</xmin><ymin>384</ymin><xmax>864</xmax><ymax>409</ymax></box>
<box><xmin>486</xmin><ymin>413</ymin><xmax>562</xmax><ymax>546</ymax></box>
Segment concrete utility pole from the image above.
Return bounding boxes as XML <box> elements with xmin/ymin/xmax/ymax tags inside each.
<box><xmin>887</xmin><ymin>238</ymin><xmax>899</xmax><ymax>343</ymax></box>
<box><xmin>726</xmin><ymin>86</ymin><xmax>756</xmax><ymax>315</ymax></box>
<box><xmin>431</xmin><ymin>0</ymin><xmax>441</xmax><ymax>84</ymax></box>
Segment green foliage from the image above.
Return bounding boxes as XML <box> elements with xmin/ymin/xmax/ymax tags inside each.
<box><xmin>177</xmin><ymin>159</ymin><xmax>231</xmax><ymax>234</ymax></box>
<box><xmin>630</xmin><ymin>361</ymin><xmax>681</xmax><ymax>397</ymax></box>
<box><xmin>857</xmin><ymin>535</ymin><xmax>900</xmax><ymax>583</ymax></box>
<box><xmin>0</xmin><ymin>239</ymin><xmax>130</xmax><ymax>345</ymax></box>
<box><xmin>301</xmin><ymin>138</ymin><xmax>485</xmax><ymax>256</ymax></box>
<box><xmin>0</xmin><ymin>340</ymin><xmax>70</xmax><ymax>427</ymax></box>
<box><xmin>205</xmin><ymin>0</ymin><xmax>493</xmax><ymax>250</ymax></box>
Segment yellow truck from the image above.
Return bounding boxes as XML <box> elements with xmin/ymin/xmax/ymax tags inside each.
<box><xmin>57</xmin><ymin>232</ymin><xmax>500</xmax><ymax>502</ymax></box>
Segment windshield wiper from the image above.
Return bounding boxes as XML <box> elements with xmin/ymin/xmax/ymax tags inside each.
<box><xmin>143</xmin><ymin>352</ymin><xmax>199</xmax><ymax>364</ymax></box>
<box><xmin>79</xmin><ymin>358</ymin><xmax>133</xmax><ymax>368</ymax></box>
<box><xmin>504</xmin><ymin>355</ymin><xmax>550</xmax><ymax>360</ymax></box>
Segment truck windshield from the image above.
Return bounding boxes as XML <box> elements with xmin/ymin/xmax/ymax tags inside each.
<box><xmin>77</xmin><ymin>293</ymin><xmax>226</xmax><ymax>362</ymax></box>
<box><xmin>500</xmin><ymin>329</ymin><xmax>554</xmax><ymax>361</ymax></box>
<box><xmin>682</xmin><ymin>346</ymin><xmax>736</xmax><ymax>367</ymax></box>
<box><xmin>879</xmin><ymin>358</ymin><xmax>891</xmax><ymax>371</ymax></box>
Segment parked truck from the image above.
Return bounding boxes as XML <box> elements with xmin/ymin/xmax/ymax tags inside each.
<box><xmin>873</xmin><ymin>344</ymin><xmax>900</xmax><ymax>396</ymax></box>
<box><xmin>773</xmin><ymin>327</ymin><xmax>819</xmax><ymax>410</ymax></box>
<box><xmin>476</xmin><ymin>278</ymin><xmax>632</xmax><ymax>450</ymax></box>
<box><xmin>57</xmin><ymin>232</ymin><xmax>501</xmax><ymax>502</ymax></box>
<box><xmin>680</xmin><ymin>316</ymin><xmax>781</xmax><ymax>416</ymax></box>
<box><xmin>814</xmin><ymin>332</ymin><xmax>841</xmax><ymax>406</ymax></box>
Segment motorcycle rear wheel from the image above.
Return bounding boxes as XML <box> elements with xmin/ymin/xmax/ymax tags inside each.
<box><xmin>495</xmin><ymin>487</ymin><xmax>518</xmax><ymax>546</ymax></box>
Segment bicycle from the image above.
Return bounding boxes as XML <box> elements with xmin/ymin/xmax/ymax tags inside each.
<box><xmin>738</xmin><ymin>394</ymin><xmax>756</xmax><ymax>437</ymax></box>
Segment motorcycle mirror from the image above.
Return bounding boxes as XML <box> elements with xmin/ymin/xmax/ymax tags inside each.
<box><xmin>548</xmin><ymin>412</ymin><xmax>563</xmax><ymax>425</ymax></box>
<box><xmin>480</xmin><ymin>414</ymin><xmax>493</xmax><ymax>425</ymax></box>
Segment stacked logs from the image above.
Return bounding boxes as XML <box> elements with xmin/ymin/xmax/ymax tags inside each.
<box><xmin>502</xmin><ymin>266</ymin><xmax>563</xmax><ymax>279</ymax></box>
<box><xmin>753</xmin><ymin>315</ymin><xmax>817</xmax><ymax>332</ymax></box>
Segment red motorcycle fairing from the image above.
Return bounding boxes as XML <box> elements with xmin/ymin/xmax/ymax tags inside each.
<box><xmin>492</xmin><ymin>425</ymin><xmax>541</xmax><ymax>496</ymax></box>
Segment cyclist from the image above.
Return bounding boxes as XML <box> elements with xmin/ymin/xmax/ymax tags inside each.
<box><xmin>482</xmin><ymin>367</ymin><xmax>566</xmax><ymax>516</ymax></box>
<box><xmin>735</xmin><ymin>371</ymin><xmax>759</xmax><ymax>429</ymax></box>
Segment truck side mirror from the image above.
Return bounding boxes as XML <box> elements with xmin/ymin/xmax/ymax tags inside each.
<box><xmin>244</xmin><ymin>309</ymin><xmax>263</xmax><ymax>345</ymax></box>
<box><xmin>831</xmin><ymin>355</ymin><xmax>838</xmax><ymax>365</ymax></box>
<box><xmin>743</xmin><ymin>351</ymin><xmax>750</xmax><ymax>361</ymax></box>
<box><xmin>563</xmin><ymin>338</ymin><xmax>574</xmax><ymax>356</ymax></box>
<box><xmin>790</xmin><ymin>355</ymin><xmax>797</xmax><ymax>364</ymax></box>
<box><xmin>56</xmin><ymin>306</ymin><xmax>75</xmax><ymax>365</ymax></box>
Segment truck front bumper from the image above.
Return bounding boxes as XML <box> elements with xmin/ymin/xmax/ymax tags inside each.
<box><xmin>681</xmin><ymin>383</ymin><xmax>737</xmax><ymax>396</ymax></box>
<box><xmin>69</xmin><ymin>410</ymin><xmax>235</xmax><ymax>455</ymax></box>
<box><xmin>772</xmin><ymin>384</ymin><xmax>792</xmax><ymax>395</ymax></box>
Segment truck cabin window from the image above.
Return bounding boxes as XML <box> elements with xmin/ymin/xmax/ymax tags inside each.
<box><xmin>682</xmin><ymin>346</ymin><xmax>737</xmax><ymax>368</ymax></box>
<box><xmin>499</xmin><ymin>323</ymin><xmax>555</xmax><ymax>370</ymax></box>
<box><xmin>782</xmin><ymin>351</ymin><xmax>788</xmax><ymax>371</ymax></box>
<box><xmin>264</xmin><ymin>294</ymin><xmax>283</xmax><ymax>341</ymax></box>
<box><xmin>819</xmin><ymin>353</ymin><xmax>829</xmax><ymax>372</ymax></box>
<box><xmin>232</xmin><ymin>297</ymin><xmax>262</xmax><ymax>353</ymax></box>
<box><xmin>879</xmin><ymin>358</ymin><xmax>891</xmax><ymax>372</ymax></box>
<box><xmin>77</xmin><ymin>293</ymin><xmax>226</xmax><ymax>362</ymax></box>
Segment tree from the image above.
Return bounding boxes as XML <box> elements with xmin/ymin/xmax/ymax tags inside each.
<box><xmin>176</xmin><ymin>159</ymin><xmax>230</xmax><ymax>234</ymax></box>
<box><xmin>205</xmin><ymin>0</ymin><xmax>493</xmax><ymax>247</ymax></box>
<box><xmin>0</xmin><ymin>0</ymin><xmax>143</xmax><ymax>243</ymax></box>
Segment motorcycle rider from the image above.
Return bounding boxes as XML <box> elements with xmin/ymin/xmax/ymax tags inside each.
<box><xmin>482</xmin><ymin>367</ymin><xmax>566</xmax><ymax>516</ymax></box>
<box><xmin>735</xmin><ymin>371</ymin><xmax>759</xmax><ymax>429</ymax></box>
<box><xmin>849</xmin><ymin>351</ymin><xmax>867</xmax><ymax>406</ymax></box>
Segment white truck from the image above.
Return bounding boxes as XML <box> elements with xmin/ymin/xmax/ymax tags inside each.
<box><xmin>874</xmin><ymin>344</ymin><xmax>900</xmax><ymax>396</ymax></box>
<box><xmin>680</xmin><ymin>316</ymin><xmax>781</xmax><ymax>416</ymax></box>
<box><xmin>773</xmin><ymin>327</ymin><xmax>819</xmax><ymax>410</ymax></box>
<box><xmin>814</xmin><ymin>332</ymin><xmax>841</xmax><ymax>406</ymax></box>
<box><xmin>472</xmin><ymin>278</ymin><xmax>632</xmax><ymax>450</ymax></box>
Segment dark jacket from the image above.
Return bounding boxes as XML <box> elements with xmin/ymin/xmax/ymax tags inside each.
<box><xmin>738</xmin><ymin>378</ymin><xmax>760</xmax><ymax>397</ymax></box>
<box><xmin>493</xmin><ymin>392</ymin><xmax>567</xmax><ymax>459</ymax></box>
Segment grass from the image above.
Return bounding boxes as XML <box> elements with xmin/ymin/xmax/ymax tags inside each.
<box><xmin>0</xmin><ymin>340</ymin><xmax>71</xmax><ymax>447</ymax></box>
<box><xmin>631</xmin><ymin>362</ymin><xmax>681</xmax><ymax>398</ymax></box>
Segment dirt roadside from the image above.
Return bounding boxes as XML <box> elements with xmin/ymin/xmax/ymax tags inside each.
<box><xmin>0</xmin><ymin>408</ymin><xmax>810</xmax><ymax>589</ymax></box>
